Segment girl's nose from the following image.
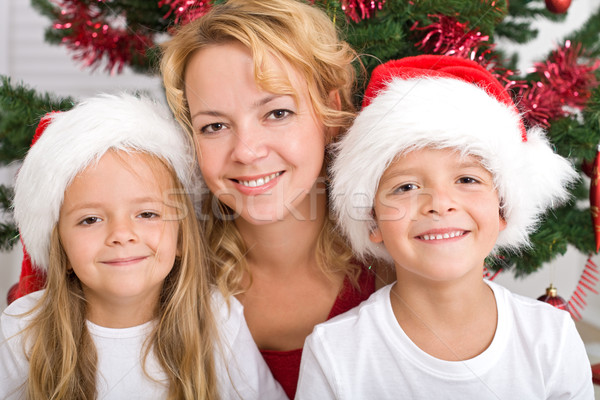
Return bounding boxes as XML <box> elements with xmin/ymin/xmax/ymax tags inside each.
<box><xmin>106</xmin><ymin>218</ymin><xmax>138</xmax><ymax>246</ymax></box>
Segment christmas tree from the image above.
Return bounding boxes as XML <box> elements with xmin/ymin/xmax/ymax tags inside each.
<box><xmin>1</xmin><ymin>0</ymin><xmax>599</xmax><ymax>314</ymax></box>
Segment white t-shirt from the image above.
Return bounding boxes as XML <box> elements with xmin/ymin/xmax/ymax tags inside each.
<box><xmin>0</xmin><ymin>289</ymin><xmax>286</xmax><ymax>400</ymax></box>
<box><xmin>296</xmin><ymin>281</ymin><xmax>594</xmax><ymax>400</ymax></box>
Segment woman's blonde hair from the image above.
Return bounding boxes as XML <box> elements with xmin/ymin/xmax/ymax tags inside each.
<box><xmin>161</xmin><ymin>0</ymin><xmax>363</xmax><ymax>296</ymax></box>
<box><xmin>22</xmin><ymin>155</ymin><xmax>218</xmax><ymax>400</ymax></box>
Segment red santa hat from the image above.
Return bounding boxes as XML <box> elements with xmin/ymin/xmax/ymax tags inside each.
<box><xmin>13</xmin><ymin>93</ymin><xmax>197</xmax><ymax>272</ymax></box>
<box><xmin>330</xmin><ymin>55</ymin><xmax>578</xmax><ymax>263</ymax></box>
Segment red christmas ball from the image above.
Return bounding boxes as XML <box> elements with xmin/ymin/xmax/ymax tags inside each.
<box><xmin>545</xmin><ymin>0</ymin><xmax>572</xmax><ymax>14</ymax></box>
<box><xmin>537</xmin><ymin>284</ymin><xmax>570</xmax><ymax>311</ymax></box>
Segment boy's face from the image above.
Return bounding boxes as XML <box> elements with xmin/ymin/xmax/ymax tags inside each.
<box><xmin>369</xmin><ymin>147</ymin><xmax>506</xmax><ymax>283</ymax></box>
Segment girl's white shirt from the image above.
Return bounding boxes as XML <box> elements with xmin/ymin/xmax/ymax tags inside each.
<box><xmin>0</xmin><ymin>289</ymin><xmax>286</xmax><ymax>400</ymax></box>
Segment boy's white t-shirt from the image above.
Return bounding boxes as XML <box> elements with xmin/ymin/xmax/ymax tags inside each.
<box><xmin>296</xmin><ymin>280</ymin><xmax>594</xmax><ymax>400</ymax></box>
<box><xmin>0</xmin><ymin>289</ymin><xmax>286</xmax><ymax>400</ymax></box>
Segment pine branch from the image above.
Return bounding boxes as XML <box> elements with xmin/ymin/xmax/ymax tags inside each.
<box><xmin>0</xmin><ymin>76</ymin><xmax>74</xmax><ymax>165</ymax></box>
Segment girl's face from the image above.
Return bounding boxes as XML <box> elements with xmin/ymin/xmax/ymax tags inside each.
<box><xmin>370</xmin><ymin>148</ymin><xmax>506</xmax><ymax>284</ymax></box>
<box><xmin>58</xmin><ymin>151</ymin><xmax>180</xmax><ymax>327</ymax></box>
<box><xmin>184</xmin><ymin>41</ymin><xmax>328</xmax><ymax>225</ymax></box>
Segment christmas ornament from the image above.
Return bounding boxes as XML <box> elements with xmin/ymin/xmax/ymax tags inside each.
<box><xmin>590</xmin><ymin>147</ymin><xmax>600</xmax><ymax>252</ymax></box>
<box><xmin>519</xmin><ymin>41</ymin><xmax>600</xmax><ymax>128</ymax></box>
<box><xmin>309</xmin><ymin>0</ymin><xmax>386</xmax><ymax>23</ymax></box>
<box><xmin>545</xmin><ymin>0</ymin><xmax>572</xmax><ymax>14</ymax></box>
<box><xmin>537</xmin><ymin>284</ymin><xmax>570</xmax><ymax>312</ymax></box>
<box><xmin>159</xmin><ymin>0</ymin><xmax>212</xmax><ymax>25</ymax></box>
<box><xmin>568</xmin><ymin>256</ymin><xmax>599</xmax><ymax>319</ymax></box>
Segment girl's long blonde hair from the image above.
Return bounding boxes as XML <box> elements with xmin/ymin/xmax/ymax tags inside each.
<box><xmin>22</xmin><ymin>155</ymin><xmax>217</xmax><ymax>400</ymax></box>
<box><xmin>160</xmin><ymin>0</ymin><xmax>363</xmax><ymax>297</ymax></box>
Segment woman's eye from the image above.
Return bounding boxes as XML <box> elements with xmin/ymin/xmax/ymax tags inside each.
<box><xmin>393</xmin><ymin>183</ymin><xmax>419</xmax><ymax>193</ymax></box>
<box><xmin>79</xmin><ymin>216</ymin><xmax>101</xmax><ymax>225</ymax></box>
<box><xmin>200</xmin><ymin>122</ymin><xmax>226</xmax><ymax>134</ymax></box>
<box><xmin>457</xmin><ymin>176</ymin><xmax>479</xmax><ymax>184</ymax></box>
<box><xmin>138</xmin><ymin>211</ymin><xmax>160</xmax><ymax>219</ymax></box>
<box><xmin>267</xmin><ymin>109</ymin><xmax>292</xmax><ymax>120</ymax></box>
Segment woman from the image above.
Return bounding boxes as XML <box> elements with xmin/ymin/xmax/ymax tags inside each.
<box><xmin>160</xmin><ymin>0</ymin><xmax>383</xmax><ymax>397</ymax></box>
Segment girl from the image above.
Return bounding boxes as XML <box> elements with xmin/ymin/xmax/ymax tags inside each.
<box><xmin>160</xmin><ymin>0</ymin><xmax>384</xmax><ymax>397</ymax></box>
<box><xmin>0</xmin><ymin>94</ymin><xmax>285</xmax><ymax>399</ymax></box>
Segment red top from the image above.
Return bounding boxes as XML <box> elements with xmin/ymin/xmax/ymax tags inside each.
<box><xmin>260</xmin><ymin>266</ymin><xmax>376</xmax><ymax>399</ymax></box>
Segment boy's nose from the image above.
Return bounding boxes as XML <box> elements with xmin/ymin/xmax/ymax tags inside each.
<box><xmin>420</xmin><ymin>187</ymin><xmax>457</xmax><ymax>216</ymax></box>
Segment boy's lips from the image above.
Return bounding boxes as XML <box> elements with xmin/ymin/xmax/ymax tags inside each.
<box><xmin>415</xmin><ymin>228</ymin><xmax>469</xmax><ymax>241</ymax></box>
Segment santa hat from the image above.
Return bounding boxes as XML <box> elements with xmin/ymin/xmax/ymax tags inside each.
<box><xmin>330</xmin><ymin>55</ymin><xmax>578</xmax><ymax>263</ymax></box>
<box><xmin>13</xmin><ymin>93</ymin><xmax>197</xmax><ymax>272</ymax></box>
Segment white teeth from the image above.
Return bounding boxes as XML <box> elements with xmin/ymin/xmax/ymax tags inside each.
<box><xmin>239</xmin><ymin>172</ymin><xmax>281</xmax><ymax>187</ymax></box>
<box><xmin>422</xmin><ymin>231</ymin><xmax>464</xmax><ymax>241</ymax></box>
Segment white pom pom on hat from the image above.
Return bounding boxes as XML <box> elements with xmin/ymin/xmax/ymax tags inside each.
<box><xmin>13</xmin><ymin>93</ymin><xmax>197</xmax><ymax>272</ymax></box>
<box><xmin>330</xmin><ymin>55</ymin><xmax>579</xmax><ymax>264</ymax></box>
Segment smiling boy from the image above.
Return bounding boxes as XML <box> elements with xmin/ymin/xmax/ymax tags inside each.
<box><xmin>295</xmin><ymin>55</ymin><xmax>594</xmax><ymax>399</ymax></box>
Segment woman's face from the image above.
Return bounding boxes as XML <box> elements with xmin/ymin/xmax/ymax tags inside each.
<box><xmin>184</xmin><ymin>42</ymin><xmax>328</xmax><ymax>225</ymax></box>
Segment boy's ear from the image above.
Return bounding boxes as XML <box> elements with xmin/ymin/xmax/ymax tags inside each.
<box><xmin>369</xmin><ymin>225</ymin><xmax>383</xmax><ymax>243</ymax></box>
<box><xmin>498</xmin><ymin>213</ymin><xmax>507</xmax><ymax>232</ymax></box>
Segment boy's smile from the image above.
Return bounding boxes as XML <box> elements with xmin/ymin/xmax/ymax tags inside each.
<box><xmin>369</xmin><ymin>147</ymin><xmax>506</xmax><ymax>283</ymax></box>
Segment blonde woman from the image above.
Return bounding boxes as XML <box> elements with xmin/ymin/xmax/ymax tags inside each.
<box><xmin>0</xmin><ymin>94</ymin><xmax>285</xmax><ymax>399</ymax></box>
<box><xmin>161</xmin><ymin>1</ymin><xmax>384</xmax><ymax>397</ymax></box>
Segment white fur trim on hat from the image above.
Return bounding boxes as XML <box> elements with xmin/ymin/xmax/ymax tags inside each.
<box><xmin>13</xmin><ymin>93</ymin><xmax>198</xmax><ymax>271</ymax></box>
<box><xmin>330</xmin><ymin>77</ymin><xmax>579</xmax><ymax>264</ymax></box>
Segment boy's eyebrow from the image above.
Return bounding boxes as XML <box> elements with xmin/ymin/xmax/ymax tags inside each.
<box><xmin>379</xmin><ymin>159</ymin><xmax>486</xmax><ymax>184</ymax></box>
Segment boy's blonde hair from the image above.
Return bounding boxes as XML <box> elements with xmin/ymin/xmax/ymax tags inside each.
<box><xmin>160</xmin><ymin>0</ymin><xmax>363</xmax><ymax>295</ymax></box>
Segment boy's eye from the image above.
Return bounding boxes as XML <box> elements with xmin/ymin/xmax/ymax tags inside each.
<box><xmin>457</xmin><ymin>176</ymin><xmax>480</xmax><ymax>184</ymax></box>
<box><xmin>200</xmin><ymin>122</ymin><xmax>226</xmax><ymax>134</ymax></box>
<box><xmin>267</xmin><ymin>109</ymin><xmax>292</xmax><ymax>120</ymax></box>
<box><xmin>393</xmin><ymin>183</ymin><xmax>419</xmax><ymax>193</ymax></box>
<box><xmin>79</xmin><ymin>216</ymin><xmax>102</xmax><ymax>225</ymax></box>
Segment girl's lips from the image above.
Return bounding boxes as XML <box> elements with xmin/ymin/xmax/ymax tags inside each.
<box><xmin>101</xmin><ymin>256</ymin><xmax>148</xmax><ymax>266</ymax></box>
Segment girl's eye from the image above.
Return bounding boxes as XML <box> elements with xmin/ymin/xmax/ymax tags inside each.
<box><xmin>267</xmin><ymin>109</ymin><xmax>292</xmax><ymax>120</ymax></box>
<box><xmin>138</xmin><ymin>211</ymin><xmax>160</xmax><ymax>219</ymax></box>
<box><xmin>457</xmin><ymin>176</ymin><xmax>480</xmax><ymax>184</ymax></box>
<box><xmin>393</xmin><ymin>183</ymin><xmax>419</xmax><ymax>194</ymax></box>
<box><xmin>200</xmin><ymin>122</ymin><xmax>226</xmax><ymax>135</ymax></box>
<box><xmin>79</xmin><ymin>216</ymin><xmax>102</xmax><ymax>225</ymax></box>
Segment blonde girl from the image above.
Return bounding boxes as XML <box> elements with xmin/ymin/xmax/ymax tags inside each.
<box><xmin>0</xmin><ymin>93</ymin><xmax>285</xmax><ymax>399</ymax></box>
<box><xmin>161</xmin><ymin>0</ymin><xmax>383</xmax><ymax>397</ymax></box>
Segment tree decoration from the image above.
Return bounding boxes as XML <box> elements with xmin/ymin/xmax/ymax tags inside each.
<box><xmin>590</xmin><ymin>146</ymin><xmax>600</xmax><ymax>252</ymax></box>
<box><xmin>545</xmin><ymin>0</ymin><xmax>572</xmax><ymax>14</ymax></box>
<box><xmin>309</xmin><ymin>0</ymin><xmax>386</xmax><ymax>23</ymax></box>
<box><xmin>520</xmin><ymin>41</ymin><xmax>600</xmax><ymax>128</ymax></box>
<box><xmin>537</xmin><ymin>283</ymin><xmax>570</xmax><ymax>312</ymax></box>
<box><xmin>567</xmin><ymin>256</ymin><xmax>600</xmax><ymax>319</ymax></box>
<box><xmin>158</xmin><ymin>0</ymin><xmax>213</xmax><ymax>25</ymax></box>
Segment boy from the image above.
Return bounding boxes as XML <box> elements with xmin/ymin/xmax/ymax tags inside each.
<box><xmin>295</xmin><ymin>55</ymin><xmax>594</xmax><ymax>399</ymax></box>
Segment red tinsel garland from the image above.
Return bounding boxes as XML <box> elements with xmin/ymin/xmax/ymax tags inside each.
<box><xmin>51</xmin><ymin>0</ymin><xmax>154</xmax><ymax>74</ymax></box>
<box><xmin>308</xmin><ymin>0</ymin><xmax>386</xmax><ymax>23</ymax></box>
<box><xmin>520</xmin><ymin>40</ymin><xmax>600</xmax><ymax>128</ymax></box>
<box><xmin>158</xmin><ymin>0</ymin><xmax>212</xmax><ymax>25</ymax></box>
